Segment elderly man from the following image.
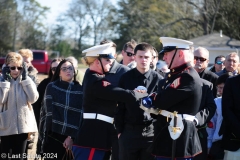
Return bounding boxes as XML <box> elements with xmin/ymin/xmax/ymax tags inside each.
<box><xmin>193</xmin><ymin>47</ymin><xmax>218</xmax><ymax>97</ymax></box>
<box><xmin>148</xmin><ymin>37</ymin><xmax>203</xmax><ymax>160</ymax></box>
<box><xmin>216</xmin><ymin>52</ymin><xmax>240</xmax><ymax>76</ymax></box>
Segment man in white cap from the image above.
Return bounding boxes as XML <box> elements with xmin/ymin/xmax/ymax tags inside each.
<box><xmin>146</xmin><ymin>37</ymin><xmax>203</xmax><ymax>160</ymax></box>
<box><xmin>72</xmin><ymin>43</ymin><xmax>147</xmax><ymax>160</ymax></box>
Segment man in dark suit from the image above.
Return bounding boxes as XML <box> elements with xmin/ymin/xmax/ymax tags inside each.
<box><xmin>194</xmin><ymin>79</ymin><xmax>216</xmax><ymax>160</ymax></box>
<box><xmin>221</xmin><ymin>74</ymin><xmax>240</xmax><ymax>159</ymax></box>
<box><xmin>193</xmin><ymin>47</ymin><xmax>218</xmax><ymax>97</ymax></box>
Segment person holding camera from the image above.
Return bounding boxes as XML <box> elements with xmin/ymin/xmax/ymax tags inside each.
<box><xmin>0</xmin><ymin>52</ymin><xmax>39</xmax><ymax>160</ymax></box>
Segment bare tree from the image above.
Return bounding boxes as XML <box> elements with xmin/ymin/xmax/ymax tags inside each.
<box><xmin>81</xmin><ymin>0</ymin><xmax>115</xmax><ymax>45</ymax></box>
<box><xmin>166</xmin><ymin>0</ymin><xmax>223</xmax><ymax>35</ymax></box>
<box><xmin>64</xmin><ymin>0</ymin><xmax>91</xmax><ymax>50</ymax></box>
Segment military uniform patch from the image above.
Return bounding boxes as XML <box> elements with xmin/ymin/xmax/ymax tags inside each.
<box><xmin>170</xmin><ymin>77</ymin><xmax>180</xmax><ymax>88</ymax></box>
<box><xmin>102</xmin><ymin>81</ymin><xmax>111</xmax><ymax>87</ymax></box>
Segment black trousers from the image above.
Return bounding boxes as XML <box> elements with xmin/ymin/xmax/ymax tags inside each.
<box><xmin>118</xmin><ymin>124</ymin><xmax>154</xmax><ymax>160</ymax></box>
<box><xmin>1</xmin><ymin>133</ymin><xmax>28</xmax><ymax>160</ymax></box>
<box><xmin>111</xmin><ymin>133</ymin><xmax>119</xmax><ymax>160</ymax></box>
<box><xmin>208</xmin><ymin>140</ymin><xmax>224</xmax><ymax>160</ymax></box>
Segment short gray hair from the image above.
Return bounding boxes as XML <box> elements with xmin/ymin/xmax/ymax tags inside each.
<box><xmin>226</xmin><ymin>52</ymin><xmax>239</xmax><ymax>62</ymax></box>
<box><xmin>66</xmin><ymin>56</ymin><xmax>78</xmax><ymax>68</ymax></box>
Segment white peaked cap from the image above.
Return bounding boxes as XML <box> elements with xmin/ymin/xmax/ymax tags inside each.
<box><xmin>82</xmin><ymin>43</ymin><xmax>115</xmax><ymax>59</ymax></box>
<box><xmin>160</xmin><ymin>37</ymin><xmax>193</xmax><ymax>48</ymax></box>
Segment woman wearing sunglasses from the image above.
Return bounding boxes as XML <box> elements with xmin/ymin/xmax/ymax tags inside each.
<box><xmin>0</xmin><ymin>52</ymin><xmax>39</xmax><ymax>159</ymax></box>
<box><xmin>38</xmin><ymin>59</ymin><xmax>83</xmax><ymax>159</ymax></box>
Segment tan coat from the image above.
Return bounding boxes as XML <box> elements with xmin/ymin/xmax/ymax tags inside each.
<box><xmin>0</xmin><ymin>76</ymin><xmax>39</xmax><ymax>136</ymax></box>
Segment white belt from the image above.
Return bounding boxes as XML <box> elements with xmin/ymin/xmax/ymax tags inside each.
<box><xmin>159</xmin><ymin>110</ymin><xmax>195</xmax><ymax>122</ymax></box>
<box><xmin>83</xmin><ymin>113</ymin><xmax>114</xmax><ymax>124</ymax></box>
<box><xmin>140</xmin><ymin>102</ymin><xmax>196</xmax><ymax>140</ymax></box>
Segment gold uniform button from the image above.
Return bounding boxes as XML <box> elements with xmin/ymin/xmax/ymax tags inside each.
<box><xmin>172</xmin><ymin>69</ymin><xmax>175</xmax><ymax>72</ymax></box>
<box><xmin>166</xmin><ymin>80</ymin><xmax>168</xmax><ymax>83</ymax></box>
<box><xmin>168</xmin><ymin>74</ymin><xmax>171</xmax><ymax>77</ymax></box>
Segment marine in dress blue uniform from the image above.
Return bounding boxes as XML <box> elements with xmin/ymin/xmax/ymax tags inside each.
<box><xmin>141</xmin><ymin>37</ymin><xmax>203</xmax><ymax>160</ymax></box>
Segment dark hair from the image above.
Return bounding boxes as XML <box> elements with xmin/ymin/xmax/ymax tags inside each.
<box><xmin>215</xmin><ymin>55</ymin><xmax>225</xmax><ymax>63</ymax></box>
<box><xmin>100</xmin><ymin>39</ymin><xmax>117</xmax><ymax>48</ymax></box>
<box><xmin>51</xmin><ymin>59</ymin><xmax>77</xmax><ymax>83</ymax></box>
<box><xmin>48</xmin><ymin>58</ymin><xmax>63</xmax><ymax>78</ymax></box>
<box><xmin>134</xmin><ymin>42</ymin><xmax>154</xmax><ymax>55</ymax></box>
<box><xmin>216</xmin><ymin>72</ymin><xmax>233</xmax><ymax>85</ymax></box>
<box><xmin>152</xmin><ymin>47</ymin><xmax>159</xmax><ymax>56</ymax></box>
<box><xmin>122</xmin><ymin>39</ymin><xmax>137</xmax><ymax>51</ymax></box>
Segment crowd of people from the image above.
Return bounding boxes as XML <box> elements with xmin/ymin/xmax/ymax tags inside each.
<box><xmin>0</xmin><ymin>37</ymin><xmax>240</xmax><ymax>160</ymax></box>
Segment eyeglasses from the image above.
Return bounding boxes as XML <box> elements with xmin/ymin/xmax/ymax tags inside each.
<box><xmin>194</xmin><ymin>56</ymin><xmax>207</xmax><ymax>62</ymax></box>
<box><xmin>215</xmin><ymin>61</ymin><xmax>224</xmax><ymax>65</ymax></box>
<box><xmin>125</xmin><ymin>51</ymin><xmax>135</xmax><ymax>57</ymax></box>
<box><xmin>9</xmin><ymin>66</ymin><xmax>23</xmax><ymax>70</ymax></box>
<box><xmin>51</xmin><ymin>67</ymin><xmax>57</xmax><ymax>72</ymax></box>
<box><xmin>60</xmin><ymin>66</ymin><xmax>74</xmax><ymax>72</ymax></box>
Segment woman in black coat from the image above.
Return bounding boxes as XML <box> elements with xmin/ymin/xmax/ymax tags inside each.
<box><xmin>33</xmin><ymin>58</ymin><xmax>62</xmax><ymax>127</ymax></box>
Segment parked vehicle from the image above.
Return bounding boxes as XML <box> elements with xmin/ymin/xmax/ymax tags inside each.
<box><xmin>0</xmin><ymin>50</ymin><xmax>52</xmax><ymax>74</ymax></box>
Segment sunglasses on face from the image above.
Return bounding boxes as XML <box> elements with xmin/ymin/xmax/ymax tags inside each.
<box><xmin>60</xmin><ymin>66</ymin><xmax>74</xmax><ymax>72</ymax></box>
<box><xmin>215</xmin><ymin>61</ymin><xmax>224</xmax><ymax>65</ymax></box>
<box><xmin>125</xmin><ymin>51</ymin><xmax>135</xmax><ymax>57</ymax></box>
<box><xmin>9</xmin><ymin>66</ymin><xmax>23</xmax><ymax>70</ymax></box>
<box><xmin>194</xmin><ymin>56</ymin><xmax>207</xmax><ymax>62</ymax></box>
<box><xmin>51</xmin><ymin>67</ymin><xmax>57</xmax><ymax>72</ymax></box>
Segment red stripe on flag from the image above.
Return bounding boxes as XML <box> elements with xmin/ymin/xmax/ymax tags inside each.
<box><xmin>88</xmin><ymin>148</ymin><xmax>95</xmax><ymax>160</ymax></box>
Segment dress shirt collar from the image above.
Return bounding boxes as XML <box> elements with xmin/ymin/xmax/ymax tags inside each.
<box><xmin>134</xmin><ymin>68</ymin><xmax>152</xmax><ymax>79</ymax></box>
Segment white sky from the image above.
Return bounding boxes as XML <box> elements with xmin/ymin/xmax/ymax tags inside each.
<box><xmin>36</xmin><ymin>0</ymin><xmax>72</xmax><ymax>25</ymax></box>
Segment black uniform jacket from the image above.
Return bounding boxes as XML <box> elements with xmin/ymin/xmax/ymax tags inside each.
<box><xmin>222</xmin><ymin>75</ymin><xmax>240</xmax><ymax>151</ymax></box>
<box><xmin>151</xmin><ymin>62</ymin><xmax>202</xmax><ymax>158</ymax></box>
<box><xmin>74</xmin><ymin>70</ymin><xmax>144</xmax><ymax>150</ymax></box>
